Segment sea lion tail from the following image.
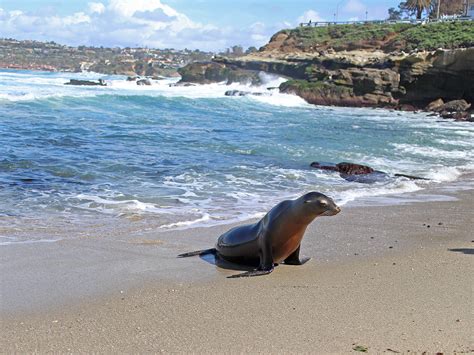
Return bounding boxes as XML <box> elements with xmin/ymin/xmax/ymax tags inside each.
<box><xmin>177</xmin><ymin>248</ymin><xmax>216</xmax><ymax>258</ymax></box>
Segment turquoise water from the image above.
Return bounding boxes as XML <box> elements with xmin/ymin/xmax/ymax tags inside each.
<box><xmin>1</xmin><ymin>69</ymin><xmax>473</xmax><ymax>243</ymax></box>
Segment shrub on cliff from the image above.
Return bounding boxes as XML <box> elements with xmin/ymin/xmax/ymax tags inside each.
<box><xmin>268</xmin><ymin>21</ymin><xmax>474</xmax><ymax>52</ymax></box>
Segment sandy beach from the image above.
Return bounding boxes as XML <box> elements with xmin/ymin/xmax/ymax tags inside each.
<box><xmin>1</xmin><ymin>184</ymin><xmax>473</xmax><ymax>353</ymax></box>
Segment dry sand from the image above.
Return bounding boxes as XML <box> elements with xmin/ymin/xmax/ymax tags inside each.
<box><xmin>1</xmin><ymin>186</ymin><xmax>473</xmax><ymax>353</ymax></box>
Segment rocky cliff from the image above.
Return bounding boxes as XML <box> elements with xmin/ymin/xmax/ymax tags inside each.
<box><xmin>178</xmin><ymin>22</ymin><xmax>474</xmax><ymax>118</ymax></box>
<box><xmin>276</xmin><ymin>47</ymin><xmax>474</xmax><ymax>110</ymax></box>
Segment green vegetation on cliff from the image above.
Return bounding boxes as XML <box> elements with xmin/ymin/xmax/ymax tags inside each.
<box><xmin>280</xmin><ymin>80</ymin><xmax>353</xmax><ymax>95</ymax></box>
<box><xmin>271</xmin><ymin>21</ymin><xmax>474</xmax><ymax>52</ymax></box>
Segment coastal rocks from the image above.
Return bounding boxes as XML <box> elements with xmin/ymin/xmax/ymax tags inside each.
<box><xmin>280</xmin><ymin>81</ymin><xmax>355</xmax><ymax>106</ymax></box>
<box><xmin>177</xmin><ymin>62</ymin><xmax>261</xmax><ymax>85</ymax></box>
<box><xmin>310</xmin><ymin>161</ymin><xmax>427</xmax><ymax>183</ymax></box>
<box><xmin>213</xmin><ymin>56</ymin><xmax>309</xmax><ymax>80</ymax></box>
<box><xmin>169</xmin><ymin>82</ymin><xmax>197</xmax><ymax>87</ymax></box>
<box><xmin>179</xmin><ymin>26</ymin><xmax>473</xmax><ymax>119</ymax></box>
<box><xmin>440</xmin><ymin>99</ymin><xmax>471</xmax><ymax>113</ymax></box>
<box><xmin>311</xmin><ymin>162</ymin><xmax>375</xmax><ymax>175</ymax></box>
<box><xmin>425</xmin><ymin>98</ymin><xmax>444</xmax><ymax>111</ymax></box>
<box><xmin>136</xmin><ymin>79</ymin><xmax>152</xmax><ymax>86</ymax></box>
<box><xmin>279</xmin><ymin>80</ymin><xmax>397</xmax><ymax>108</ymax></box>
<box><xmin>224</xmin><ymin>90</ymin><xmax>265</xmax><ymax>97</ymax></box>
<box><xmin>274</xmin><ymin>48</ymin><xmax>474</xmax><ymax>113</ymax></box>
<box><xmin>425</xmin><ymin>98</ymin><xmax>472</xmax><ymax>120</ymax></box>
<box><xmin>65</xmin><ymin>79</ymin><xmax>107</xmax><ymax>86</ymax></box>
<box><xmin>397</xmin><ymin>48</ymin><xmax>474</xmax><ymax>108</ymax></box>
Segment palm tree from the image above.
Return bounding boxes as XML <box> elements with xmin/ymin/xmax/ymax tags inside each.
<box><xmin>405</xmin><ymin>0</ymin><xmax>432</xmax><ymax>19</ymax></box>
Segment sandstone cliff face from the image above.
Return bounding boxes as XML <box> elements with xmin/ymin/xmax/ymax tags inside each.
<box><xmin>276</xmin><ymin>48</ymin><xmax>473</xmax><ymax>109</ymax></box>
<box><xmin>177</xmin><ymin>61</ymin><xmax>261</xmax><ymax>85</ymax></box>
<box><xmin>279</xmin><ymin>67</ymin><xmax>400</xmax><ymax>108</ymax></box>
<box><xmin>178</xmin><ymin>47</ymin><xmax>473</xmax><ymax>112</ymax></box>
<box><xmin>396</xmin><ymin>48</ymin><xmax>474</xmax><ymax>106</ymax></box>
<box><xmin>178</xmin><ymin>23</ymin><xmax>473</xmax><ymax>113</ymax></box>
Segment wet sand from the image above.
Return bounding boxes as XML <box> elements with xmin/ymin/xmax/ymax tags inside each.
<box><xmin>1</xmin><ymin>186</ymin><xmax>473</xmax><ymax>353</ymax></box>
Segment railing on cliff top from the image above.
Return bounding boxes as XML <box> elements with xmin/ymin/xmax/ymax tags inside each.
<box><xmin>299</xmin><ymin>17</ymin><xmax>473</xmax><ymax>27</ymax></box>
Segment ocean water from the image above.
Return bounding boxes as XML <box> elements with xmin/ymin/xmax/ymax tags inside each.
<box><xmin>1</xmin><ymin>69</ymin><xmax>473</xmax><ymax>244</ymax></box>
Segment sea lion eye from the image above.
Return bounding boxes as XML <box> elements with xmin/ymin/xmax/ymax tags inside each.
<box><xmin>320</xmin><ymin>200</ymin><xmax>328</xmax><ymax>206</ymax></box>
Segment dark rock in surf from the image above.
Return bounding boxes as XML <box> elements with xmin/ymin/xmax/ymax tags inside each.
<box><xmin>225</xmin><ymin>90</ymin><xmax>265</xmax><ymax>97</ymax></box>
<box><xmin>311</xmin><ymin>162</ymin><xmax>375</xmax><ymax>175</ymax></box>
<box><xmin>310</xmin><ymin>161</ymin><xmax>428</xmax><ymax>184</ymax></box>
<box><xmin>65</xmin><ymin>79</ymin><xmax>107</xmax><ymax>86</ymax></box>
<box><xmin>137</xmin><ymin>79</ymin><xmax>152</xmax><ymax>86</ymax></box>
<box><xmin>441</xmin><ymin>99</ymin><xmax>471</xmax><ymax>113</ymax></box>
<box><xmin>177</xmin><ymin>61</ymin><xmax>261</xmax><ymax>85</ymax></box>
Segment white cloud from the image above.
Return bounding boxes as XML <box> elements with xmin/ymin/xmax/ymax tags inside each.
<box><xmin>297</xmin><ymin>10</ymin><xmax>325</xmax><ymax>24</ymax></box>
<box><xmin>107</xmin><ymin>0</ymin><xmax>180</xmax><ymax>18</ymax></box>
<box><xmin>0</xmin><ymin>8</ymin><xmax>5</xmax><ymax>20</ymax></box>
<box><xmin>9</xmin><ymin>10</ymin><xmax>24</xmax><ymax>18</ymax></box>
<box><xmin>62</xmin><ymin>12</ymin><xmax>91</xmax><ymax>25</ymax></box>
<box><xmin>88</xmin><ymin>2</ymin><xmax>106</xmax><ymax>15</ymax></box>
<box><xmin>0</xmin><ymin>0</ymin><xmax>293</xmax><ymax>51</ymax></box>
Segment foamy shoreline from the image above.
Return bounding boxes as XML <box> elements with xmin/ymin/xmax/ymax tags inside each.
<box><xmin>2</xmin><ymin>69</ymin><xmax>473</xmax><ymax>236</ymax></box>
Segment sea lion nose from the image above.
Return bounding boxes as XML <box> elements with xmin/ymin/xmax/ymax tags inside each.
<box><xmin>334</xmin><ymin>206</ymin><xmax>341</xmax><ymax>214</ymax></box>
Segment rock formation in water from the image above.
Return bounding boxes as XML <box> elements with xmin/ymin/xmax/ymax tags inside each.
<box><xmin>177</xmin><ymin>62</ymin><xmax>261</xmax><ymax>85</ymax></box>
<box><xmin>64</xmin><ymin>79</ymin><xmax>107</xmax><ymax>86</ymax></box>
<box><xmin>310</xmin><ymin>161</ymin><xmax>428</xmax><ymax>183</ymax></box>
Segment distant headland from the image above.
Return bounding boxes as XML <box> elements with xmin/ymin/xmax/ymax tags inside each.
<box><xmin>178</xmin><ymin>20</ymin><xmax>474</xmax><ymax>120</ymax></box>
<box><xmin>0</xmin><ymin>38</ymin><xmax>212</xmax><ymax>77</ymax></box>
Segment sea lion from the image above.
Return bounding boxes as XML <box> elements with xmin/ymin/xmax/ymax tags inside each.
<box><xmin>178</xmin><ymin>192</ymin><xmax>341</xmax><ymax>278</ymax></box>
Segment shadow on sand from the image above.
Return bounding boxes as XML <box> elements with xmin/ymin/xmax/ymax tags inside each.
<box><xmin>199</xmin><ymin>253</ymin><xmax>258</xmax><ymax>271</ymax></box>
<box><xmin>448</xmin><ymin>248</ymin><xmax>474</xmax><ymax>255</ymax></box>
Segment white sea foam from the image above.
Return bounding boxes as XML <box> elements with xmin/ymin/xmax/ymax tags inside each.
<box><xmin>334</xmin><ymin>180</ymin><xmax>423</xmax><ymax>206</ymax></box>
<box><xmin>435</xmin><ymin>138</ymin><xmax>474</xmax><ymax>147</ymax></box>
<box><xmin>160</xmin><ymin>213</ymin><xmax>211</xmax><ymax>229</ymax></box>
<box><xmin>424</xmin><ymin>166</ymin><xmax>464</xmax><ymax>182</ymax></box>
<box><xmin>0</xmin><ymin>70</ymin><xmax>309</xmax><ymax>107</ymax></box>
<box><xmin>0</xmin><ymin>235</ymin><xmax>60</xmax><ymax>246</ymax></box>
<box><xmin>392</xmin><ymin>143</ymin><xmax>473</xmax><ymax>160</ymax></box>
<box><xmin>249</xmin><ymin>92</ymin><xmax>310</xmax><ymax>107</ymax></box>
<box><xmin>74</xmin><ymin>193</ymin><xmax>172</xmax><ymax>214</ymax></box>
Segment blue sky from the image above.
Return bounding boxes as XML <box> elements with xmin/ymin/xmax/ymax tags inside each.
<box><xmin>0</xmin><ymin>0</ymin><xmax>401</xmax><ymax>51</ymax></box>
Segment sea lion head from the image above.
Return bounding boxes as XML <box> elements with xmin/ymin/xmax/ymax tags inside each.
<box><xmin>300</xmin><ymin>191</ymin><xmax>341</xmax><ymax>217</ymax></box>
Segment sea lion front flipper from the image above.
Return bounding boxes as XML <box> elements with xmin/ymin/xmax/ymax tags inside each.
<box><xmin>283</xmin><ymin>246</ymin><xmax>311</xmax><ymax>265</ymax></box>
<box><xmin>227</xmin><ymin>266</ymin><xmax>274</xmax><ymax>278</ymax></box>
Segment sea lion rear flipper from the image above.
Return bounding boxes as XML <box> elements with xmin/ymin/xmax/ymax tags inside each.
<box><xmin>177</xmin><ymin>248</ymin><xmax>216</xmax><ymax>258</ymax></box>
<box><xmin>283</xmin><ymin>246</ymin><xmax>311</xmax><ymax>265</ymax></box>
<box><xmin>227</xmin><ymin>266</ymin><xmax>274</xmax><ymax>278</ymax></box>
